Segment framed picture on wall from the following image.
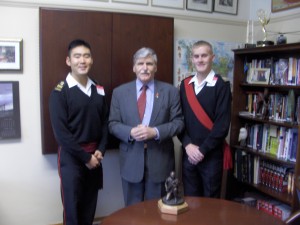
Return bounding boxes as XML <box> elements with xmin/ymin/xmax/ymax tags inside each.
<box><xmin>0</xmin><ymin>81</ymin><xmax>21</xmax><ymax>140</ymax></box>
<box><xmin>214</xmin><ymin>0</ymin><xmax>238</xmax><ymax>15</ymax></box>
<box><xmin>272</xmin><ymin>0</ymin><xmax>300</xmax><ymax>12</ymax></box>
<box><xmin>186</xmin><ymin>0</ymin><xmax>213</xmax><ymax>12</ymax></box>
<box><xmin>152</xmin><ymin>0</ymin><xmax>184</xmax><ymax>9</ymax></box>
<box><xmin>0</xmin><ymin>38</ymin><xmax>23</xmax><ymax>71</ymax></box>
<box><xmin>112</xmin><ymin>0</ymin><xmax>148</xmax><ymax>5</ymax></box>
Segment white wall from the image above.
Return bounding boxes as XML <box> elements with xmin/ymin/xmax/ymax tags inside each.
<box><xmin>0</xmin><ymin>0</ymin><xmax>299</xmax><ymax>224</ymax></box>
<box><xmin>249</xmin><ymin>0</ymin><xmax>300</xmax><ymax>44</ymax></box>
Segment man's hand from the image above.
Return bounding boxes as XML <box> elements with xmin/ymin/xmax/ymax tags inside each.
<box><xmin>130</xmin><ymin>124</ymin><xmax>157</xmax><ymax>142</ymax></box>
<box><xmin>94</xmin><ymin>150</ymin><xmax>103</xmax><ymax>162</ymax></box>
<box><xmin>185</xmin><ymin>143</ymin><xmax>204</xmax><ymax>165</ymax></box>
<box><xmin>85</xmin><ymin>154</ymin><xmax>100</xmax><ymax>170</ymax></box>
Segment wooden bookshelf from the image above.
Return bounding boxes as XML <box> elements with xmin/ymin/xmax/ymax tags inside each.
<box><xmin>230</xmin><ymin>43</ymin><xmax>300</xmax><ymax>212</ymax></box>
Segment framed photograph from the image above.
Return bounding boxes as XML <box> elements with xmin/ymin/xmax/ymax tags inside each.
<box><xmin>214</xmin><ymin>0</ymin><xmax>238</xmax><ymax>15</ymax></box>
<box><xmin>152</xmin><ymin>0</ymin><xmax>184</xmax><ymax>9</ymax></box>
<box><xmin>247</xmin><ymin>68</ymin><xmax>270</xmax><ymax>84</ymax></box>
<box><xmin>112</xmin><ymin>0</ymin><xmax>148</xmax><ymax>5</ymax></box>
<box><xmin>272</xmin><ymin>0</ymin><xmax>300</xmax><ymax>12</ymax></box>
<box><xmin>0</xmin><ymin>38</ymin><xmax>23</xmax><ymax>71</ymax></box>
<box><xmin>0</xmin><ymin>81</ymin><xmax>21</xmax><ymax>140</ymax></box>
<box><xmin>186</xmin><ymin>0</ymin><xmax>213</xmax><ymax>12</ymax></box>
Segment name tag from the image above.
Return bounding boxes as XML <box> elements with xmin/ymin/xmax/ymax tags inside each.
<box><xmin>96</xmin><ymin>85</ymin><xmax>105</xmax><ymax>96</ymax></box>
<box><xmin>206</xmin><ymin>76</ymin><xmax>218</xmax><ymax>87</ymax></box>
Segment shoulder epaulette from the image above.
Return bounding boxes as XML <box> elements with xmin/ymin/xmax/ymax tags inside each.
<box><xmin>54</xmin><ymin>81</ymin><xmax>65</xmax><ymax>92</ymax></box>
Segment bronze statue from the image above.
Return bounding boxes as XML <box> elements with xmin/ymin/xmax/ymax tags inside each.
<box><xmin>162</xmin><ymin>171</ymin><xmax>184</xmax><ymax>205</ymax></box>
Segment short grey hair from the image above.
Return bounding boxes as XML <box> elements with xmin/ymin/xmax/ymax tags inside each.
<box><xmin>133</xmin><ymin>47</ymin><xmax>158</xmax><ymax>65</ymax></box>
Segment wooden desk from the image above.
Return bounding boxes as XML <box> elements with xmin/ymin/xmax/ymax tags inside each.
<box><xmin>101</xmin><ymin>197</ymin><xmax>285</xmax><ymax>225</ymax></box>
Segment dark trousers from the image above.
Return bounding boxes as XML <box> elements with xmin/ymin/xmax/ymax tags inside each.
<box><xmin>182</xmin><ymin>149</ymin><xmax>223</xmax><ymax>198</ymax></box>
<box><xmin>58</xmin><ymin>149</ymin><xmax>102</xmax><ymax>225</ymax></box>
<box><xmin>121</xmin><ymin>149</ymin><xmax>166</xmax><ymax>206</ymax></box>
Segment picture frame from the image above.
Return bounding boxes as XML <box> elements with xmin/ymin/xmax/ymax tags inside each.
<box><xmin>151</xmin><ymin>0</ymin><xmax>184</xmax><ymax>9</ymax></box>
<box><xmin>112</xmin><ymin>0</ymin><xmax>148</xmax><ymax>5</ymax></box>
<box><xmin>214</xmin><ymin>0</ymin><xmax>238</xmax><ymax>15</ymax></box>
<box><xmin>0</xmin><ymin>81</ymin><xmax>21</xmax><ymax>140</ymax></box>
<box><xmin>186</xmin><ymin>0</ymin><xmax>213</xmax><ymax>12</ymax></box>
<box><xmin>271</xmin><ymin>0</ymin><xmax>300</xmax><ymax>12</ymax></box>
<box><xmin>0</xmin><ymin>38</ymin><xmax>23</xmax><ymax>71</ymax></box>
<box><xmin>247</xmin><ymin>68</ymin><xmax>270</xmax><ymax>84</ymax></box>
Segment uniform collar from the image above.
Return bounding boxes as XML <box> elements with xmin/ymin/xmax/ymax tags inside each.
<box><xmin>66</xmin><ymin>73</ymin><xmax>95</xmax><ymax>89</ymax></box>
<box><xmin>189</xmin><ymin>70</ymin><xmax>215</xmax><ymax>86</ymax></box>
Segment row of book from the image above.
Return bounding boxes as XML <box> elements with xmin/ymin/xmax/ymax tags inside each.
<box><xmin>257</xmin><ymin>199</ymin><xmax>291</xmax><ymax>221</ymax></box>
<box><xmin>243</xmin><ymin>123</ymin><xmax>298</xmax><ymax>161</ymax></box>
<box><xmin>235</xmin><ymin>192</ymin><xmax>291</xmax><ymax>221</ymax></box>
<box><xmin>245</xmin><ymin>92</ymin><xmax>300</xmax><ymax>123</ymax></box>
<box><xmin>246</xmin><ymin>57</ymin><xmax>300</xmax><ymax>86</ymax></box>
<box><xmin>234</xmin><ymin>149</ymin><xmax>295</xmax><ymax>194</ymax></box>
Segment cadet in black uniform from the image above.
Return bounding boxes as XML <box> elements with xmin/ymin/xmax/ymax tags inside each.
<box><xmin>49</xmin><ymin>39</ymin><xmax>109</xmax><ymax>225</ymax></box>
<box><xmin>179</xmin><ymin>40</ymin><xmax>231</xmax><ymax>198</ymax></box>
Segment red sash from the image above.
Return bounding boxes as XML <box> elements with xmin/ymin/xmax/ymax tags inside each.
<box><xmin>184</xmin><ymin>76</ymin><xmax>232</xmax><ymax>170</ymax></box>
<box><xmin>80</xmin><ymin>142</ymin><xmax>98</xmax><ymax>153</ymax></box>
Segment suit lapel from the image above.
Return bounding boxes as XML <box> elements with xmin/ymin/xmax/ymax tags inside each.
<box><xmin>150</xmin><ymin>81</ymin><xmax>164</xmax><ymax>125</ymax></box>
<box><xmin>126</xmin><ymin>81</ymin><xmax>141</xmax><ymax>124</ymax></box>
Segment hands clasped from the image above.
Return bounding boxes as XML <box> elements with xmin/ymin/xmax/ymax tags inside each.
<box><xmin>185</xmin><ymin>143</ymin><xmax>204</xmax><ymax>165</ymax></box>
<box><xmin>86</xmin><ymin>150</ymin><xmax>103</xmax><ymax>170</ymax></box>
<box><xmin>130</xmin><ymin>124</ymin><xmax>157</xmax><ymax>142</ymax></box>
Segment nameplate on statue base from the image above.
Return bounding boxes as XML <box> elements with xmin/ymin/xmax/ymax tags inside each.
<box><xmin>158</xmin><ymin>199</ymin><xmax>189</xmax><ymax>215</ymax></box>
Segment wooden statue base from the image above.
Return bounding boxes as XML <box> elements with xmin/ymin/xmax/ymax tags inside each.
<box><xmin>158</xmin><ymin>199</ymin><xmax>189</xmax><ymax>215</ymax></box>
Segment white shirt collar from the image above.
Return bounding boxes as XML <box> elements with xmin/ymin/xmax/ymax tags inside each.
<box><xmin>188</xmin><ymin>70</ymin><xmax>216</xmax><ymax>86</ymax></box>
<box><xmin>66</xmin><ymin>73</ymin><xmax>95</xmax><ymax>96</ymax></box>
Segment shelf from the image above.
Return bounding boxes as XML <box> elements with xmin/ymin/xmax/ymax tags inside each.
<box><xmin>238</xmin><ymin>114</ymin><xmax>299</xmax><ymax>128</ymax></box>
<box><xmin>231</xmin><ymin>41</ymin><xmax>300</xmax><ymax>211</ymax></box>
<box><xmin>232</xmin><ymin>145</ymin><xmax>296</xmax><ymax>167</ymax></box>
<box><xmin>245</xmin><ymin>182</ymin><xmax>294</xmax><ymax>205</ymax></box>
<box><xmin>240</xmin><ymin>83</ymin><xmax>300</xmax><ymax>91</ymax></box>
<box><xmin>233</xmin><ymin>42</ymin><xmax>300</xmax><ymax>55</ymax></box>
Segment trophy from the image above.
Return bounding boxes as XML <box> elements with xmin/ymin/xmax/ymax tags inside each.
<box><xmin>158</xmin><ymin>171</ymin><xmax>188</xmax><ymax>215</ymax></box>
<box><xmin>256</xmin><ymin>9</ymin><xmax>274</xmax><ymax>47</ymax></box>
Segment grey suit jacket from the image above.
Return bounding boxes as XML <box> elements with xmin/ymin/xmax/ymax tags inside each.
<box><xmin>109</xmin><ymin>79</ymin><xmax>184</xmax><ymax>183</ymax></box>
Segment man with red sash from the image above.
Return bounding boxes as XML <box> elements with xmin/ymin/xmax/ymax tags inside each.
<box><xmin>179</xmin><ymin>40</ymin><xmax>232</xmax><ymax>198</ymax></box>
<box><xmin>49</xmin><ymin>39</ymin><xmax>109</xmax><ymax>225</ymax></box>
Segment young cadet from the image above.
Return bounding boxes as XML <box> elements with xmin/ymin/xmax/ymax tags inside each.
<box><xmin>179</xmin><ymin>40</ymin><xmax>232</xmax><ymax>198</ymax></box>
<box><xmin>49</xmin><ymin>39</ymin><xmax>109</xmax><ymax>225</ymax></box>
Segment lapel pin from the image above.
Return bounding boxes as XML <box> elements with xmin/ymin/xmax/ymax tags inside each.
<box><xmin>155</xmin><ymin>92</ymin><xmax>159</xmax><ymax>98</ymax></box>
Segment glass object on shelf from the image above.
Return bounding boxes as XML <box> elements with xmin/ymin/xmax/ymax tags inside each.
<box><xmin>245</xmin><ymin>20</ymin><xmax>256</xmax><ymax>48</ymax></box>
<box><xmin>277</xmin><ymin>34</ymin><xmax>287</xmax><ymax>45</ymax></box>
<box><xmin>256</xmin><ymin>9</ymin><xmax>274</xmax><ymax>47</ymax></box>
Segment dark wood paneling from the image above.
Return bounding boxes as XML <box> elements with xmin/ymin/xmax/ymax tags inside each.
<box><xmin>40</xmin><ymin>8</ymin><xmax>112</xmax><ymax>154</ymax></box>
<box><xmin>111</xmin><ymin>13</ymin><xmax>174</xmax><ymax>89</ymax></box>
<box><xmin>40</xmin><ymin>8</ymin><xmax>174</xmax><ymax>154</ymax></box>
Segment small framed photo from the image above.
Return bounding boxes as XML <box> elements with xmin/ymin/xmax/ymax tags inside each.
<box><xmin>152</xmin><ymin>0</ymin><xmax>184</xmax><ymax>9</ymax></box>
<box><xmin>186</xmin><ymin>0</ymin><xmax>213</xmax><ymax>12</ymax></box>
<box><xmin>0</xmin><ymin>38</ymin><xmax>23</xmax><ymax>71</ymax></box>
<box><xmin>247</xmin><ymin>68</ymin><xmax>270</xmax><ymax>84</ymax></box>
<box><xmin>214</xmin><ymin>0</ymin><xmax>238</xmax><ymax>15</ymax></box>
<box><xmin>112</xmin><ymin>0</ymin><xmax>148</xmax><ymax>5</ymax></box>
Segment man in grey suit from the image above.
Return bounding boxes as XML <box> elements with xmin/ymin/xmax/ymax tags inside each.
<box><xmin>109</xmin><ymin>47</ymin><xmax>184</xmax><ymax>206</ymax></box>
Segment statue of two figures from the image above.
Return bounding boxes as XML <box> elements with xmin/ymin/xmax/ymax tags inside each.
<box><xmin>257</xmin><ymin>9</ymin><xmax>274</xmax><ymax>46</ymax></box>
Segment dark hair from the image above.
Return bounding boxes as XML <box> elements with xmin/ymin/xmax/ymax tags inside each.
<box><xmin>68</xmin><ymin>39</ymin><xmax>91</xmax><ymax>56</ymax></box>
